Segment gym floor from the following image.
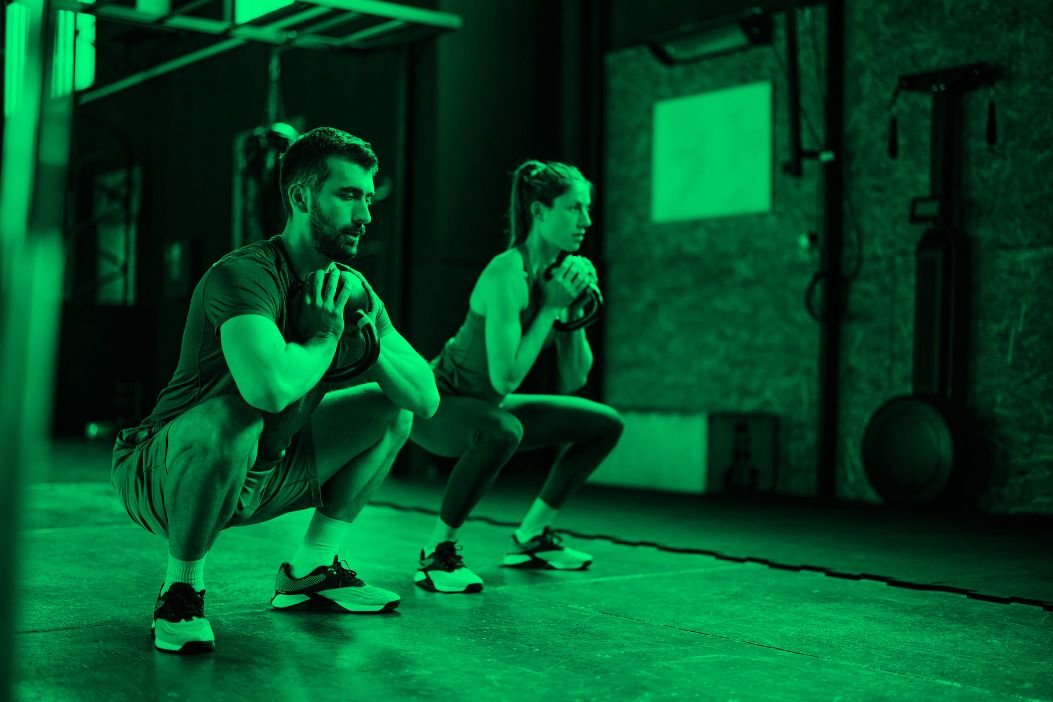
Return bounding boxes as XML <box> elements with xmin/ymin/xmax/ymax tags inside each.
<box><xmin>13</xmin><ymin>439</ymin><xmax>1053</xmax><ymax>702</ymax></box>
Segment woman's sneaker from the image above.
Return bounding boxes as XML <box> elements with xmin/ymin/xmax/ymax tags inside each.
<box><xmin>271</xmin><ymin>556</ymin><xmax>400</xmax><ymax>613</ymax></box>
<box><xmin>502</xmin><ymin>527</ymin><xmax>593</xmax><ymax>570</ymax></box>
<box><xmin>414</xmin><ymin>541</ymin><xmax>484</xmax><ymax>593</ymax></box>
<box><xmin>152</xmin><ymin>583</ymin><xmax>215</xmax><ymax>654</ymax></box>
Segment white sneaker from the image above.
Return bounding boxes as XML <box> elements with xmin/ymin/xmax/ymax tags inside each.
<box><xmin>271</xmin><ymin>556</ymin><xmax>400</xmax><ymax>613</ymax></box>
<box><xmin>414</xmin><ymin>541</ymin><xmax>484</xmax><ymax>593</ymax></box>
<box><xmin>152</xmin><ymin>583</ymin><xmax>215</xmax><ymax>654</ymax></box>
<box><xmin>502</xmin><ymin>527</ymin><xmax>593</xmax><ymax>570</ymax></box>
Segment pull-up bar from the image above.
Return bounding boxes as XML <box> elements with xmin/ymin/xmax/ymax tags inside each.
<box><xmin>53</xmin><ymin>0</ymin><xmax>462</xmax><ymax>104</ymax></box>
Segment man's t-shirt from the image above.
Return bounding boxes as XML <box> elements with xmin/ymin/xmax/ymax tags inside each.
<box><xmin>126</xmin><ymin>235</ymin><xmax>392</xmax><ymax>465</ymax></box>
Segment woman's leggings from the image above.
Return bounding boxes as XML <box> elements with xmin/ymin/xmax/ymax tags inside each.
<box><xmin>409</xmin><ymin>393</ymin><xmax>625</xmax><ymax>528</ymax></box>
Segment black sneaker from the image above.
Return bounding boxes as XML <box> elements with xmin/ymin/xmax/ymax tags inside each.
<box><xmin>413</xmin><ymin>541</ymin><xmax>484</xmax><ymax>593</ymax></box>
<box><xmin>271</xmin><ymin>556</ymin><xmax>400</xmax><ymax>613</ymax></box>
<box><xmin>152</xmin><ymin>583</ymin><xmax>215</xmax><ymax>654</ymax></box>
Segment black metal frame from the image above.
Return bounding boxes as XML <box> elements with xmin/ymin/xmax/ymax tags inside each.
<box><xmin>896</xmin><ymin>62</ymin><xmax>997</xmax><ymax>403</ymax></box>
<box><xmin>647</xmin><ymin>8</ymin><xmax>774</xmax><ymax>66</ymax></box>
<box><xmin>815</xmin><ymin>0</ymin><xmax>844</xmax><ymax>500</ymax></box>
<box><xmin>55</xmin><ymin>0</ymin><xmax>462</xmax><ymax>104</ymax></box>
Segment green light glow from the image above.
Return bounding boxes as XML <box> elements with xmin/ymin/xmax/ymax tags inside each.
<box><xmin>651</xmin><ymin>81</ymin><xmax>773</xmax><ymax>222</ymax></box>
<box><xmin>5</xmin><ymin>2</ymin><xmax>28</xmax><ymax>118</ymax></box>
<box><xmin>74</xmin><ymin>3</ymin><xmax>95</xmax><ymax>91</ymax></box>
<box><xmin>235</xmin><ymin>0</ymin><xmax>295</xmax><ymax>25</ymax></box>
<box><xmin>48</xmin><ymin>0</ymin><xmax>95</xmax><ymax>97</ymax></box>
<box><xmin>136</xmin><ymin>0</ymin><xmax>170</xmax><ymax>14</ymax></box>
<box><xmin>51</xmin><ymin>10</ymin><xmax>74</xmax><ymax>98</ymax></box>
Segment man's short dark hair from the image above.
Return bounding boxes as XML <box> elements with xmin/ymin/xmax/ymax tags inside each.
<box><xmin>278</xmin><ymin>127</ymin><xmax>379</xmax><ymax>218</ymax></box>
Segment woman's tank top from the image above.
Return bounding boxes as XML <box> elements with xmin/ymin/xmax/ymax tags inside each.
<box><xmin>429</xmin><ymin>244</ymin><xmax>555</xmax><ymax>404</ymax></box>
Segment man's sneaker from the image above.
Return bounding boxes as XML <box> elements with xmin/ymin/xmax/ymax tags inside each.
<box><xmin>501</xmin><ymin>527</ymin><xmax>593</xmax><ymax>570</ymax></box>
<box><xmin>414</xmin><ymin>541</ymin><xmax>484</xmax><ymax>593</ymax></box>
<box><xmin>152</xmin><ymin>583</ymin><xmax>215</xmax><ymax>654</ymax></box>
<box><xmin>271</xmin><ymin>556</ymin><xmax>400</xmax><ymax>613</ymax></box>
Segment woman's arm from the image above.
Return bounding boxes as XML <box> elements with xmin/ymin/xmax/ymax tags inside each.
<box><xmin>555</xmin><ymin>307</ymin><xmax>593</xmax><ymax>392</ymax></box>
<box><xmin>484</xmin><ymin>261</ymin><xmax>560</xmax><ymax>395</ymax></box>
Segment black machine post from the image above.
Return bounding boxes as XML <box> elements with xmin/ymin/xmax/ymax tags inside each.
<box><xmin>902</xmin><ymin>63</ymin><xmax>994</xmax><ymax>404</ymax></box>
<box><xmin>862</xmin><ymin>62</ymin><xmax>998</xmax><ymax>506</ymax></box>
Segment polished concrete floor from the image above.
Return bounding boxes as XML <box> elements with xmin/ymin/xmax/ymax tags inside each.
<box><xmin>11</xmin><ymin>439</ymin><xmax>1053</xmax><ymax>701</ymax></box>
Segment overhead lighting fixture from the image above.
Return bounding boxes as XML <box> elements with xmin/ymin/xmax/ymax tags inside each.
<box><xmin>648</xmin><ymin>8</ymin><xmax>772</xmax><ymax>65</ymax></box>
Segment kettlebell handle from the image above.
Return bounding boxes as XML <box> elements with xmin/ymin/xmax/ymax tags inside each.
<box><xmin>325</xmin><ymin>310</ymin><xmax>380</xmax><ymax>383</ymax></box>
<box><xmin>290</xmin><ymin>267</ymin><xmax>382</xmax><ymax>383</ymax></box>
<box><xmin>542</xmin><ymin>261</ymin><xmax>604</xmax><ymax>332</ymax></box>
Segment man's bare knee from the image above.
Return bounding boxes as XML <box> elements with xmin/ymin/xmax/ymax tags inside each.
<box><xmin>365</xmin><ymin>396</ymin><xmax>402</xmax><ymax>441</ymax></box>
<box><xmin>172</xmin><ymin>395</ymin><xmax>264</xmax><ymax>484</ymax></box>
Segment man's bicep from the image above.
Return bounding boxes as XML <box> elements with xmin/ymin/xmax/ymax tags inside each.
<box><xmin>203</xmin><ymin>261</ymin><xmax>281</xmax><ymax>334</ymax></box>
<box><xmin>220</xmin><ymin>314</ymin><xmax>286</xmax><ymax>409</ymax></box>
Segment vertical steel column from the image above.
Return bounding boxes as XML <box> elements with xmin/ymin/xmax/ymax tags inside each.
<box><xmin>564</xmin><ymin>0</ymin><xmax>609</xmax><ymax>402</ymax></box>
<box><xmin>785</xmin><ymin>1</ymin><xmax>803</xmax><ymax>177</ymax></box>
<box><xmin>816</xmin><ymin>0</ymin><xmax>844</xmax><ymax>500</ymax></box>
<box><xmin>1</xmin><ymin>0</ymin><xmax>71</xmax><ymax>697</ymax></box>
<box><xmin>387</xmin><ymin>45</ymin><xmax>409</xmax><ymax>326</ymax></box>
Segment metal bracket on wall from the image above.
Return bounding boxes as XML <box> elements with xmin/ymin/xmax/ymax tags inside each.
<box><xmin>54</xmin><ymin>0</ymin><xmax>462</xmax><ymax>104</ymax></box>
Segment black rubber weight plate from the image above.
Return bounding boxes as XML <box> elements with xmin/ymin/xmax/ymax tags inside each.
<box><xmin>862</xmin><ymin>396</ymin><xmax>955</xmax><ymax>504</ymax></box>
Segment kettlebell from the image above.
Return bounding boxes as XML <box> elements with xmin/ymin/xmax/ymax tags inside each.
<box><xmin>288</xmin><ymin>263</ymin><xmax>380</xmax><ymax>383</ymax></box>
<box><xmin>542</xmin><ymin>260</ymin><xmax>605</xmax><ymax>332</ymax></box>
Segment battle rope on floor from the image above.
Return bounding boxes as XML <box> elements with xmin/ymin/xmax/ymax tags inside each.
<box><xmin>370</xmin><ymin>500</ymin><xmax>1053</xmax><ymax>612</ymax></box>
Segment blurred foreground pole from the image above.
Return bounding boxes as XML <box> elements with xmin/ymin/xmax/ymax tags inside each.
<box><xmin>1</xmin><ymin>0</ymin><xmax>70</xmax><ymax>697</ymax></box>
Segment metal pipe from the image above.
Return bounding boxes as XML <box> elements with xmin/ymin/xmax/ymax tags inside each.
<box><xmin>78</xmin><ymin>37</ymin><xmax>244</xmax><ymax>104</ymax></box>
<box><xmin>306</xmin><ymin>0</ymin><xmax>460</xmax><ymax>29</ymax></box>
<box><xmin>72</xmin><ymin>0</ymin><xmax>458</xmax><ymax>104</ymax></box>
<box><xmin>337</xmin><ymin>17</ymin><xmax>402</xmax><ymax>46</ymax></box>
<box><xmin>816</xmin><ymin>0</ymin><xmax>845</xmax><ymax>500</ymax></box>
<box><xmin>785</xmin><ymin>1</ymin><xmax>803</xmax><ymax>177</ymax></box>
<box><xmin>299</xmin><ymin>10</ymin><xmax>361</xmax><ymax>35</ymax></box>
<box><xmin>150</xmin><ymin>0</ymin><xmax>208</xmax><ymax>24</ymax></box>
<box><xmin>75</xmin><ymin>4</ymin><xmax>336</xmax><ymax>104</ymax></box>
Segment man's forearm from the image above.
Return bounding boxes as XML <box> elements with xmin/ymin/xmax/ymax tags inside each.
<box><xmin>269</xmin><ymin>335</ymin><xmax>339</xmax><ymax>411</ymax></box>
<box><xmin>369</xmin><ymin>345</ymin><xmax>440</xmax><ymax>417</ymax></box>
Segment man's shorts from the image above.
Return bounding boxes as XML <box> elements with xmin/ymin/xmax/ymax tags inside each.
<box><xmin>111</xmin><ymin>419</ymin><xmax>324</xmax><ymax>538</ymax></box>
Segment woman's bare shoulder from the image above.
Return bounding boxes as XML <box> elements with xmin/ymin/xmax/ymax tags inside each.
<box><xmin>475</xmin><ymin>249</ymin><xmax>528</xmax><ymax>314</ymax></box>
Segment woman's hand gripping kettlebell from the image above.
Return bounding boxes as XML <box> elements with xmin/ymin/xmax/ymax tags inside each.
<box><xmin>540</xmin><ymin>256</ymin><xmax>592</xmax><ymax>315</ymax></box>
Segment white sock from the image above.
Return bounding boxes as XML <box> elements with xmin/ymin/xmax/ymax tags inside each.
<box><xmin>162</xmin><ymin>554</ymin><xmax>206</xmax><ymax>594</ymax></box>
<box><xmin>515</xmin><ymin>498</ymin><xmax>558</xmax><ymax>543</ymax></box>
<box><xmin>289</xmin><ymin>511</ymin><xmax>350</xmax><ymax>578</ymax></box>
<box><xmin>423</xmin><ymin>516</ymin><xmax>460</xmax><ymax>557</ymax></box>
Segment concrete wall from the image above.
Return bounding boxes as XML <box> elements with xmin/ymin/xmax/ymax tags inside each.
<box><xmin>603</xmin><ymin>0</ymin><xmax>1053</xmax><ymax>513</ymax></box>
<box><xmin>837</xmin><ymin>0</ymin><xmax>1053</xmax><ymax>513</ymax></box>
<box><xmin>604</xmin><ymin>8</ymin><xmax>826</xmax><ymax>497</ymax></box>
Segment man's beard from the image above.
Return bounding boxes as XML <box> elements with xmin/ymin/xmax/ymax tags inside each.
<box><xmin>308</xmin><ymin>206</ymin><xmax>363</xmax><ymax>264</ymax></box>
